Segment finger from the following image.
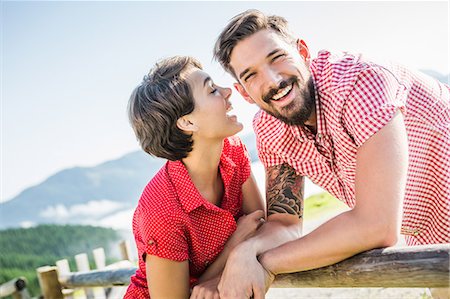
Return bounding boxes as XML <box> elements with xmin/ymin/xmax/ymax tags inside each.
<box><xmin>256</xmin><ymin>216</ymin><xmax>266</xmax><ymax>229</ymax></box>
<box><xmin>247</xmin><ymin>209</ymin><xmax>265</xmax><ymax>220</ymax></box>
<box><xmin>252</xmin><ymin>285</ymin><xmax>265</xmax><ymax>299</ymax></box>
<box><xmin>190</xmin><ymin>286</ymin><xmax>198</xmax><ymax>299</ymax></box>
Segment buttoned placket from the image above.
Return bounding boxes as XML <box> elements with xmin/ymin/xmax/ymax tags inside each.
<box><xmin>313</xmin><ymin>94</ymin><xmax>338</xmax><ymax>175</ymax></box>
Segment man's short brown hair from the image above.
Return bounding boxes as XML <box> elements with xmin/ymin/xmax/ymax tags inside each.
<box><xmin>214</xmin><ymin>9</ymin><xmax>296</xmax><ymax>79</ymax></box>
<box><xmin>128</xmin><ymin>56</ymin><xmax>202</xmax><ymax>161</ymax></box>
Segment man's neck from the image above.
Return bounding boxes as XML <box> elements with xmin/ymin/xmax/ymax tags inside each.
<box><xmin>304</xmin><ymin>106</ymin><xmax>317</xmax><ymax>134</ymax></box>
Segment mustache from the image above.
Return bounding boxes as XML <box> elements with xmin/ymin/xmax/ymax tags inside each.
<box><xmin>262</xmin><ymin>76</ymin><xmax>299</xmax><ymax>104</ymax></box>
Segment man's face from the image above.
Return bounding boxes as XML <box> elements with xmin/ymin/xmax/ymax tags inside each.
<box><xmin>229</xmin><ymin>29</ymin><xmax>315</xmax><ymax>126</ymax></box>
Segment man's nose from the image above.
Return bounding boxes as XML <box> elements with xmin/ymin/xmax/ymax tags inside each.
<box><xmin>262</xmin><ymin>66</ymin><xmax>282</xmax><ymax>89</ymax></box>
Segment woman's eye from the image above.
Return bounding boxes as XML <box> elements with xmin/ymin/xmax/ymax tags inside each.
<box><xmin>210</xmin><ymin>88</ymin><xmax>218</xmax><ymax>94</ymax></box>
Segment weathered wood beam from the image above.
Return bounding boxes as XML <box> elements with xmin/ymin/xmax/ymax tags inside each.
<box><xmin>59</xmin><ymin>268</ymin><xmax>137</xmax><ymax>288</ymax></box>
<box><xmin>272</xmin><ymin>244</ymin><xmax>450</xmax><ymax>288</ymax></box>
<box><xmin>0</xmin><ymin>277</ymin><xmax>30</xmax><ymax>299</ymax></box>
<box><xmin>58</xmin><ymin>244</ymin><xmax>450</xmax><ymax>289</ymax></box>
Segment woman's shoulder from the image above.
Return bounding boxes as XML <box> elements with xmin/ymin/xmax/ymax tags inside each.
<box><xmin>137</xmin><ymin>163</ymin><xmax>182</xmax><ymax>215</ymax></box>
<box><xmin>222</xmin><ymin>136</ymin><xmax>252</xmax><ymax>169</ymax></box>
<box><xmin>223</xmin><ymin>135</ymin><xmax>247</xmax><ymax>154</ymax></box>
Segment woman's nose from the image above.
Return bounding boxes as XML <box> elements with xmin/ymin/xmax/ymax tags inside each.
<box><xmin>221</xmin><ymin>86</ymin><xmax>232</xmax><ymax>101</ymax></box>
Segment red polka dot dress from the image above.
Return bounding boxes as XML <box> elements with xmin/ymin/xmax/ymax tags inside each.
<box><xmin>124</xmin><ymin>136</ymin><xmax>251</xmax><ymax>298</ymax></box>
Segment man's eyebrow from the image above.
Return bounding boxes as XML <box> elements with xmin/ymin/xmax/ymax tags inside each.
<box><xmin>203</xmin><ymin>76</ymin><xmax>212</xmax><ymax>87</ymax></box>
<box><xmin>267</xmin><ymin>49</ymin><xmax>282</xmax><ymax>58</ymax></box>
<box><xmin>238</xmin><ymin>68</ymin><xmax>251</xmax><ymax>81</ymax></box>
<box><xmin>238</xmin><ymin>49</ymin><xmax>283</xmax><ymax>80</ymax></box>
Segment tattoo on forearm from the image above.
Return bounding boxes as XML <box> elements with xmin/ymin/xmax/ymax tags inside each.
<box><xmin>266</xmin><ymin>163</ymin><xmax>304</xmax><ymax>219</ymax></box>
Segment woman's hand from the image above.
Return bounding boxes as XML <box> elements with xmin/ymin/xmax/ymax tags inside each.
<box><xmin>227</xmin><ymin>210</ymin><xmax>265</xmax><ymax>250</ymax></box>
<box><xmin>190</xmin><ymin>276</ymin><xmax>221</xmax><ymax>299</ymax></box>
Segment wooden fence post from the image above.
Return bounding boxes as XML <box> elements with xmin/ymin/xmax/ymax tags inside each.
<box><xmin>93</xmin><ymin>248</ymin><xmax>106</xmax><ymax>269</ymax></box>
<box><xmin>55</xmin><ymin>259</ymin><xmax>74</xmax><ymax>299</ymax></box>
<box><xmin>119</xmin><ymin>241</ymin><xmax>131</xmax><ymax>261</ymax></box>
<box><xmin>36</xmin><ymin>266</ymin><xmax>64</xmax><ymax>299</ymax></box>
<box><xmin>75</xmin><ymin>253</ymin><xmax>105</xmax><ymax>299</ymax></box>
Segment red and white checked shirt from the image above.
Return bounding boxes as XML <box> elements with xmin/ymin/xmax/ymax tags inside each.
<box><xmin>255</xmin><ymin>50</ymin><xmax>449</xmax><ymax>245</ymax></box>
<box><xmin>124</xmin><ymin>136</ymin><xmax>251</xmax><ymax>298</ymax></box>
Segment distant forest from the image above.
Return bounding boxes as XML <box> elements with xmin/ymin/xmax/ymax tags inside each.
<box><xmin>0</xmin><ymin>224</ymin><xmax>122</xmax><ymax>297</ymax></box>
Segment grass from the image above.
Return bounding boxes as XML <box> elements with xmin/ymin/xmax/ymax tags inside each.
<box><xmin>303</xmin><ymin>192</ymin><xmax>349</xmax><ymax>221</ymax></box>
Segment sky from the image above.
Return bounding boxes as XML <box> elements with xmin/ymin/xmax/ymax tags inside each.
<box><xmin>1</xmin><ymin>1</ymin><xmax>449</xmax><ymax>202</ymax></box>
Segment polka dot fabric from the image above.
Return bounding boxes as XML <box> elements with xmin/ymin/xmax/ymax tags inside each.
<box><xmin>124</xmin><ymin>136</ymin><xmax>251</xmax><ymax>298</ymax></box>
<box><xmin>254</xmin><ymin>50</ymin><xmax>449</xmax><ymax>245</ymax></box>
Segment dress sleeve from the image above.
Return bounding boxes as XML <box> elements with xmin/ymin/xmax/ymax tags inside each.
<box><xmin>137</xmin><ymin>205</ymin><xmax>189</xmax><ymax>262</ymax></box>
<box><xmin>342</xmin><ymin>66</ymin><xmax>407</xmax><ymax>148</ymax></box>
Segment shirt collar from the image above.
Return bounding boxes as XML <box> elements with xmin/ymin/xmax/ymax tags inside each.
<box><xmin>167</xmin><ymin>160</ymin><xmax>205</xmax><ymax>213</ymax></box>
<box><xmin>310</xmin><ymin>51</ymin><xmax>329</xmax><ymax>139</ymax></box>
<box><xmin>166</xmin><ymin>138</ymin><xmax>237</xmax><ymax>214</ymax></box>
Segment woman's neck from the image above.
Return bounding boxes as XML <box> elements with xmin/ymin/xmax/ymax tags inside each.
<box><xmin>181</xmin><ymin>138</ymin><xmax>224</xmax><ymax>205</ymax></box>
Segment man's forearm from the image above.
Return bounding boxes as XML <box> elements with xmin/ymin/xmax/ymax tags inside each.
<box><xmin>234</xmin><ymin>216</ymin><xmax>302</xmax><ymax>258</ymax></box>
<box><xmin>259</xmin><ymin>209</ymin><xmax>397</xmax><ymax>275</ymax></box>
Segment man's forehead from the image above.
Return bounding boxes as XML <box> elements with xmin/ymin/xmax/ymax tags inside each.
<box><xmin>230</xmin><ymin>30</ymin><xmax>291</xmax><ymax>72</ymax></box>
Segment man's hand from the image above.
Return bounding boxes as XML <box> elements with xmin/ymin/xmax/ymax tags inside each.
<box><xmin>218</xmin><ymin>243</ymin><xmax>275</xmax><ymax>299</ymax></box>
<box><xmin>190</xmin><ymin>276</ymin><xmax>221</xmax><ymax>299</ymax></box>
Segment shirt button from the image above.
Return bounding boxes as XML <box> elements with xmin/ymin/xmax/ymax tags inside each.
<box><xmin>148</xmin><ymin>239</ymin><xmax>155</xmax><ymax>245</ymax></box>
<box><xmin>205</xmin><ymin>260</ymin><xmax>210</xmax><ymax>267</ymax></box>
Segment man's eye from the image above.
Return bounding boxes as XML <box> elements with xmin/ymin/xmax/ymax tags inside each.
<box><xmin>210</xmin><ymin>88</ymin><xmax>218</xmax><ymax>94</ymax></box>
<box><xmin>244</xmin><ymin>73</ymin><xmax>255</xmax><ymax>82</ymax></box>
<box><xmin>272</xmin><ymin>54</ymin><xmax>285</xmax><ymax>62</ymax></box>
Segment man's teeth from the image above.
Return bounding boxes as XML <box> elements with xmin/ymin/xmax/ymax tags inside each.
<box><xmin>272</xmin><ymin>84</ymin><xmax>293</xmax><ymax>101</ymax></box>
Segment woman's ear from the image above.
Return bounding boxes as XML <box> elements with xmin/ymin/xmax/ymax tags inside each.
<box><xmin>234</xmin><ymin>83</ymin><xmax>255</xmax><ymax>104</ymax></box>
<box><xmin>176</xmin><ymin>116</ymin><xmax>198</xmax><ymax>133</ymax></box>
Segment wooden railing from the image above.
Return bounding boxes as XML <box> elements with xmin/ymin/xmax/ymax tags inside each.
<box><xmin>35</xmin><ymin>243</ymin><xmax>449</xmax><ymax>298</ymax></box>
<box><xmin>0</xmin><ymin>277</ymin><xmax>31</xmax><ymax>299</ymax></box>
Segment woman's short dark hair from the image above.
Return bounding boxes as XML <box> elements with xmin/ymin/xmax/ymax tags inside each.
<box><xmin>214</xmin><ymin>9</ymin><xmax>296</xmax><ymax>79</ymax></box>
<box><xmin>128</xmin><ymin>56</ymin><xmax>202</xmax><ymax>161</ymax></box>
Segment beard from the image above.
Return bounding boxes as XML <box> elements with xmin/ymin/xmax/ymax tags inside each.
<box><xmin>262</xmin><ymin>76</ymin><xmax>316</xmax><ymax>126</ymax></box>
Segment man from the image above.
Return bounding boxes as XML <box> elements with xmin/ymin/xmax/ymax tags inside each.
<box><xmin>213</xmin><ymin>9</ymin><xmax>449</xmax><ymax>299</ymax></box>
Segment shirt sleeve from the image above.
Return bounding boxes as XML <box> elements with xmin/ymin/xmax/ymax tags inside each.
<box><xmin>137</xmin><ymin>205</ymin><xmax>189</xmax><ymax>262</ymax></box>
<box><xmin>253</xmin><ymin>112</ymin><xmax>285</xmax><ymax>168</ymax></box>
<box><xmin>342</xmin><ymin>66</ymin><xmax>407</xmax><ymax>148</ymax></box>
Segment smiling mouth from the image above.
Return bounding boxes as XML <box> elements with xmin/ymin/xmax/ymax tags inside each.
<box><xmin>226</xmin><ymin>104</ymin><xmax>237</xmax><ymax>119</ymax></box>
<box><xmin>271</xmin><ymin>83</ymin><xmax>293</xmax><ymax>101</ymax></box>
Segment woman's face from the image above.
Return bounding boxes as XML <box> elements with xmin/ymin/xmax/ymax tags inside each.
<box><xmin>184</xmin><ymin>67</ymin><xmax>243</xmax><ymax>139</ymax></box>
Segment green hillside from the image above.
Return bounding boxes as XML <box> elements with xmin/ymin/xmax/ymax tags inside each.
<box><xmin>0</xmin><ymin>224</ymin><xmax>121</xmax><ymax>297</ymax></box>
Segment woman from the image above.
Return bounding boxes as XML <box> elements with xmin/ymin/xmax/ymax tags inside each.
<box><xmin>124</xmin><ymin>56</ymin><xmax>265</xmax><ymax>299</ymax></box>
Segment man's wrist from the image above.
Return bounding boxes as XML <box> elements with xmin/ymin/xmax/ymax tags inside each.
<box><xmin>232</xmin><ymin>239</ymin><xmax>258</xmax><ymax>257</ymax></box>
<box><xmin>258</xmin><ymin>251</ymin><xmax>277</xmax><ymax>276</ymax></box>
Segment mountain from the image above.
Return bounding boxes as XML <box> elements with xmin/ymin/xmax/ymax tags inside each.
<box><xmin>0</xmin><ymin>134</ymin><xmax>257</xmax><ymax>230</ymax></box>
<box><xmin>0</xmin><ymin>151</ymin><xmax>164</xmax><ymax>229</ymax></box>
<box><xmin>421</xmin><ymin>69</ymin><xmax>449</xmax><ymax>85</ymax></box>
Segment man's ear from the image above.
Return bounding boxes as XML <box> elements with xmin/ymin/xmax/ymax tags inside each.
<box><xmin>176</xmin><ymin>116</ymin><xmax>198</xmax><ymax>133</ymax></box>
<box><xmin>234</xmin><ymin>83</ymin><xmax>255</xmax><ymax>104</ymax></box>
<box><xmin>297</xmin><ymin>39</ymin><xmax>311</xmax><ymax>62</ymax></box>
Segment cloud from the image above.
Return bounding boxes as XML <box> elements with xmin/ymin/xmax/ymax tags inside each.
<box><xmin>40</xmin><ymin>199</ymin><xmax>124</xmax><ymax>220</ymax></box>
